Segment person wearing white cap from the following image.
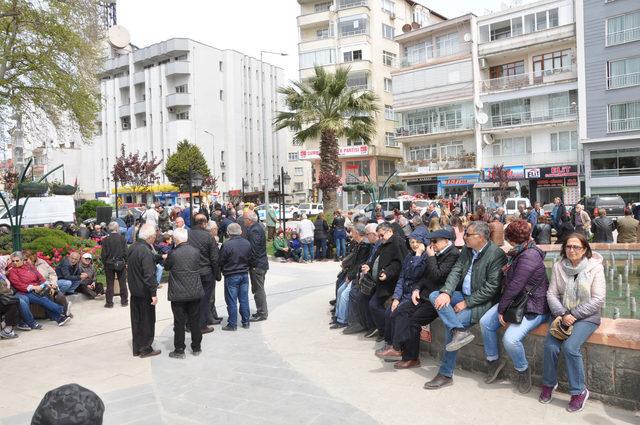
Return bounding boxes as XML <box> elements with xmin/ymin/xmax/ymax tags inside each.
<box><xmin>77</xmin><ymin>252</ymin><xmax>105</xmax><ymax>300</ymax></box>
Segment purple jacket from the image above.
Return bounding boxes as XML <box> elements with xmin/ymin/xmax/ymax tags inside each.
<box><xmin>498</xmin><ymin>245</ymin><xmax>549</xmax><ymax>316</ymax></box>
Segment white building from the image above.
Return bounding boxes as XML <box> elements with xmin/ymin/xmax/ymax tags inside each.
<box><xmin>51</xmin><ymin>38</ymin><xmax>287</xmax><ymax>202</ymax></box>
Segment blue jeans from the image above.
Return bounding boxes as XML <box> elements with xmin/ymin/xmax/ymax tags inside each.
<box><xmin>57</xmin><ymin>279</ymin><xmax>81</xmax><ymax>295</ymax></box>
<box><xmin>16</xmin><ymin>292</ymin><xmax>64</xmax><ymax>326</ymax></box>
<box><xmin>224</xmin><ymin>273</ymin><xmax>250</xmax><ymax>328</ymax></box>
<box><xmin>155</xmin><ymin>264</ymin><xmax>164</xmax><ymax>285</ymax></box>
<box><xmin>336</xmin><ymin>281</ymin><xmax>352</xmax><ymax>325</ymax></box>
<box><xmin>302</xmin><ymin>241</ymin><xmax>314</xmax><ymax>261</ymax></box>
<box><xmin>335</xmin><ymin>230</ymin><xmax>346</xmax><ymax>258</ymax></box>
<box><xmin>479</xmin><ymin>304</ymin><xmax>548</xmax><ymax>371</ymax></box>
<box><xmin>543</xmin><ymin>319</ymin><xmax>598</xmax><ymax>395</ymax></box>
<box><xmin>429</xmin><ymin>290</ymin><xmax>473</xmax><ymax>377</ymax></box>
<box><xmin>315</xmin><ymin>239</ymin><xmax>327</xmax><ymax>260</ymax></box>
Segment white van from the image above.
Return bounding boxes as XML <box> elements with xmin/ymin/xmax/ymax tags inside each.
<box><xmin>504</xmin><ymin>197</ymin><xmax>531</xmax><ymax>216</ymax></box>
<box><xmin>0</xmin><ymin>196</ymin><xmax>76</xmax><ymax>231</ymax></box>
<box><xmin>363</xmin><ymin>198</ymin><xmax>437</xmax><ymax>217</ymax></box>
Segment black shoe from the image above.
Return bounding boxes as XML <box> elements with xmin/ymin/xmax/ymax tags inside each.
<box><xmin>329</xmin><ymin>299</ymin><xmax>337</xmax><ymax>306</ymax></box>
<box><xmin>364</xmin><ymin>328</ymin><xmax>379</xmax><ymax>338</ymax></box>
<box><xmin>251</xmin><ymin>312</ymin><xmax>260</xmax><ymax>318</ymax></box>
<box><xmin>485</xmin><ymin>359</ymin><xmax>506</xmax><ymax>384</ymax></box>
<box><xmin>210</xmin><ymin>318</ymin><xmax>223</xmax><ymax>325</ymax></box>
<box><xmin>342</xmin><ymin>324</ymin><xmax>365</xmax><ymax>335</ymax></box>
<box><xmin>517</xmin><ymin>367</ymin><xmax>532</xmax><ymax>394</ymax></box>
<box><xmin>192</xmin><ymin>349</ymin><xmax>202</xmax><ymax>357</ymax></box>
<box><xmin>139</xmin><ymin>349</ymin><xmax>161</xmax><ymax>358</ymax></box>
<box><xmin>222</xmin><ymin>325</ymin><xmax>237</xmax><ymax>331</ymax></box>
<box><xmin>330</xmin><ymin>322</ymin><xmax>347</xmax><ymax>329</ymax></box>
<box><xmin>424</xmin><ymin>374</ymin><xmax>453</xmax><ymax>390</ymax></box>
<box><xmin>445</xmin><ymin>329</ymin><xmax>474</xmax><ymax>352</ymax></box>
<box><xmin>169</xmin><ymin>350</ymin><xmax>186</xmax><ymax>359</ymax></box>
<box><xmin>201</xmin><ymin>326</ymin><xmax>214</xmax><ymax>334</ymax></box>
<box><xmin>121</xmin><ymin>302</ymin><xmax>129</xmax><ymax>307</ymax></box>
<box><xmin>242</xmin><ymin>323</ymin><xmax>250</xmax><ymax>329</ymax></box>
<box><xmin>250</xmin><ymin>315</ymin><xmax>267</xmax><ymax>322</ymax></box>
<box><xmin>104</xmin><ymin>303</ymin><xmax>114</xmax><ymax>309</ymax></box>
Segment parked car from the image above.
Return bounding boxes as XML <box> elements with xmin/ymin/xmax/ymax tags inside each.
<box><xmin>0</xmin><ymin>196</ymin><xmax>76</xmax><ymax>233</ymax></box>
<box><xmin>257</xmin><ymin>204</ymin><xmax>300</xmax><ymax>221</ymax></box>
<box><xmin>504</xmin><ymin>197</ymin><xmax>531</xmax><ymax>216</ymax></box>
<box><xmin>298</xmin><ymin>203</ymin><xmax>323</xmax><ymax>216</ymax></box>
<box><xmin>578</xmin><ymin>195</ymin><xmax>626</xmax><ymax>220</ymax></box>
<box><xmin>363</xmin><ymin>198</ymin><xmax>438</xmax><ymax>217</ymax></box>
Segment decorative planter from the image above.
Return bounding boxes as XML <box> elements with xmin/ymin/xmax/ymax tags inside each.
<box><xmin>50</xmin><ymin>184</ymin><xmax>77</xmax><ymax>195</ymax></box>
<box><xmin>342</xmin><ymin>185</ymin><xmax>357</xmax><ymax>192</ymax></box>
<box><xmin>390</xmin><ymin>183</ymin><xmax>406</xmax><ymax>191</ymax></box>
<box><xmin>17</xmin><ymin>182</ymin><xmax>48</xmax><ymax>196</ymax></box>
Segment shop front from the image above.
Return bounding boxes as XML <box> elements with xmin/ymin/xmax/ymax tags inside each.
<box><xmin>525</xmin><ymin>165</ymin><xmax>579</xmax><ymax>205</ymax></box>
<box><xmin>405</xmin><ymin>176</ymin><xmax>438</xmax><ymax>199</ymax></box>
<box><xmin>477</xmin><ymin>165</ymin><xmax>528</xmax><ymax>207</ymax></box>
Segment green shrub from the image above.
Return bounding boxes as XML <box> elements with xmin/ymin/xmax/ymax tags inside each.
<box><xmin>76</xmin><ymin>200</ymin><xmax>109</xmax><ymax>222</ymax></box>
<box><xmin>0</xmin><ymin>227</ymin><xmax>91</xmax><ymax>258</ymax></box>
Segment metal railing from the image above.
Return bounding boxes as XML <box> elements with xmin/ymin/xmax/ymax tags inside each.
<box><xmin>481</xmin><ymin>66</ymin><xmax>575</xmax><ymax>92</ymax></box>
<box><xmin>485</xmin><ymin>106</ymin><xmax>577</xmax><ymax>128</ymax></box>
<box><xmin>608</xmin><ymin>117</ymin><xmax>640</xmax><ymax>133</ymax></box>
<box><xmin>399</xmin><ymin>154</ymin><xmax>477</xmax><ymax>172</ymax></box>
<box><xmin>606</xmin><ymin>26</ymin><xmax>640</xmax><ymax>46</ymax></box>
<box><xmin>395</xmin><ymin>116</ymin><xmax>474</xmax><ymax>138</ymax></box>
<box><xmin>591</xmin><ymin>167</ymin><xmax>640</xmax><ymax>177</ymax></box>
<box><xmin>400</xmin><ymin>45</ymin><xmax>466</xmax><ymax>68</ymax></box>
<box><xmin>339</xmin><ymin>28</ymin><xmax>368</xmax><ymax>37</ymax></box>
<box><xmin>608</xmin><ymin>72</ymin><xmax>640</xmax><ymax>89</ymax></box>
<box><xmin>337</xmin><ymin>0</ymin><xmax>368</xmax><ymax>10</ymax></box>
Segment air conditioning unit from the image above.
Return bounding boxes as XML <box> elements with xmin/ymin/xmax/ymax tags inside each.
<box><xmin>168</xmin><ymin>107</ymin><xmax>174</xmax><ymax>112</ymax></box>
<box><xmin>122</xmin><ymin>123</ymin><xmax>130</xmax><ymax>130</ymax></box>
<box><xmin>479</xmin><ymin>58</ymin><xmax>489</xmax><ymax>69</ymax></box>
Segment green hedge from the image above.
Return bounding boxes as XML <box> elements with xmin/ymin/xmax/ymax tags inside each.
<box><xmin>0</xmin><ymin>227</ymin><xmax>94</xmax><ymax>258</ymax></box>
<box><xmin>76</xmin><ymin>200</ymin><xmax>109</xmax><ymax>222</ymax></box>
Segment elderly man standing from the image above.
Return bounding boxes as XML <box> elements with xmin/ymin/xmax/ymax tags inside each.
<box><xmin>425</xmin><ymin>221</ymin><xmax>506</xmax><ymax>389</ymax></box>
<box><xmin>219</xmin><ymin>223</ymin><xmax>252</xmax><ymax>330</ymax></box>
<box><xmin>164</xmin><ymin>228</ymin><xmax>203</xmax><ymax>358</ymax></box>
<box><xmin>101</xmin><ymin>221</ymin><xmax>128</xmax><ymax>308</ymax></box>
<box><xmin>243</xmin><ymin>211</ymin><xmax>269</xmax><ymax>322</ymax></box>
<box><xmin>127</xmin><ymin>223</ymin><xmax>161</xmax><ymax>358</ymax></box>
<box><xmin>189</xmin><ymin>214</ymin><xmax>222</xmax><ymax>333</ymax></box>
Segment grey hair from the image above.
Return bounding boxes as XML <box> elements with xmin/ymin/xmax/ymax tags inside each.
<box><xmin>138</xmin><ymin>223</ymin><xmax>156</xmax><ymax>241</ymax></box>
<box><xmin>469</xmin><ymin>221</ymin><xmax>490</xmax><ymax>242</ymax></box>
<box><xmin>377</xmin><ymin>222</ymin><xmax>392</xmax><ymax>232</ymax></box>
<box><xmin>352</xmin><ymin>223</ymin><xmax>366</xmax><ymax>236</ymax></box>
<box><xmin>108</xmin><ymin>221</ymin><xmax>119</xmax><ymax>233</ymax></box>
<box><xmin>227</xmin><ymin>222</ymin><xmax>242</xmax><ymax>236</ymax></box>
<box><xmin>410</xmin><ymin>215</ymin><xmax>422</xmax><ymax>227</ymax></box>
<box><xmin>364</xmin><ymin>223</ymin><xmax>378</xmax><ymax>234</ymax></box>
<box><xmin>397</xmin><ymin>216</ymin><xmax>408</xmax><ymax>227</ymax></box>
<box><xmin>10</xmin><ymin>251</ymin><xmax>23</xmax><ymax>260</ymax></box>
<box><xmin>173</xmin><ymin>227</ymin><xmax>188</xmax><ymax>244</ymax></box>
<box><xmin>245</xmin><ymin>211</ymin><xmax>258</xmax><ymax>223</ymax></box>
<box><xmin>206</xmin><ymin>220</ymin><xmax>218</xmax><ymax>230</ymax></box>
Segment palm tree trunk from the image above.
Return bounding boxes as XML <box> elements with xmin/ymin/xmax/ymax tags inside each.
<box><xmin>319</xmin><ymin>129</ymin><xmax>339</xmax><ymax>213</ymax></box>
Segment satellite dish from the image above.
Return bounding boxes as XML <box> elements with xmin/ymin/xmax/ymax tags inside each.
<box><xmin>402</xmin><ymin>24</ymin><xmax>413</xmax><ymax>33</ymax></box>
<box><xmin>463</xmin><ymin>33</ymin><xmax>472</xmax><ymax>42</ymax></box>
<box><xmin>483</xmin><ymin>134</ymin><xmax>495</xmax><ymax>145</ymax></box>
<box><xmin>107</xmin><ymin>25</ymin><xmax>131</xmax><ymax>49</ymax></box>
<box><xmin>475</xmin><ymin>99</ymin><xmax>484</xmax><ymax>109</ymax></box>
<box><xmin>476</xmin><ymin>112</ymin><xmax>489</xmax><ymax>125</ymax></box>
<box><xmin>411</xmin><ymin>22</ymin><xmax>421</xmax><ymax>29</ymax></box>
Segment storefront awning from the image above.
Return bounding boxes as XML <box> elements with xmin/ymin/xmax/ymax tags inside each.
<box><xmin>473</xmin><ymin>182</ymin><xmax>520</xmax><ymax>189</ymax></box>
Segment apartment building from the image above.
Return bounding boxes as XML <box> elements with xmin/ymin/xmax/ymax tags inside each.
<box><xmin>577</xmin><ymin>0</ymin><xmax>640</xmax><ymax>203</ymax></box>
<box><xmin>476</xmin><ymin>0</ymin><xmax>580</xmax><ymax>206</ymax></box>
<box><xmin>296</xmin><ymin>0</ymin><xmax>445</xmax><ymax>206</ymax></box>
<box><xmin>392</xmin><ymin>13</ymin><xmax>482</xmax><ymax>200</ymax></box>
<box><xmin>287</xmin><ymin>148</ymin><xmax>315</xmax><ymax>203</ymax></box>
<box><xmin>51</xmin><ymin>38</ymin><xmax>287</xmax><ymax>201</ymax></box>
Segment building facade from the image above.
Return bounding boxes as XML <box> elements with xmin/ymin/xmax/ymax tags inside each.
<box><xmin>577</xmin><ymin>0</ymin><xmax>640</xmax><ymax>203</ymax></box>
<box><xmin>50</xmin><ymin>38</ymin><xmax>287</xmax><ymax>201</ymax></box>
<box><xmin>295</xmin><ymin>0</ymin><xmax>445</xmax><ymax>207</ymax></box>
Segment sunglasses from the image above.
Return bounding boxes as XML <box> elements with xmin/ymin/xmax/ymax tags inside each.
<box><xmin>565</xmin><ymin>244</ymin><xmax>584</xmax><ymax>251</ymax></box>
<box><xmin>11</xmin><ymin>259</ymin><xmax>22</xmax><ymax>263</ymax></box>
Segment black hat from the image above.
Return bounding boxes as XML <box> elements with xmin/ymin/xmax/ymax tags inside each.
<box><xmin>426</xmin><ymin>229</ymin><xmax>454</xmax><ymax>240</ymax></box>
<box><xmin>31</xmin><ymin>384</ymin><xmax>104</xmax><ymax>425</ymax></box>
<box><xmin>384</xmin><ymin>214</ymin><xmax>395</xmax><ymax>221</ymax></box>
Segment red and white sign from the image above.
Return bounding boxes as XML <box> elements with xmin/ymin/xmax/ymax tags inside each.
<box><xmin>298</xmin><ymin>145</ymin><xmax>369</xmax><ymax>160</ymax></box>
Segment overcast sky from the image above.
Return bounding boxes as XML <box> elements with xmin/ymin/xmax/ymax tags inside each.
<box><xmin>117</xmin><ymin>0</ymin><xmax>532</xmax><ymax>82</ymax></box>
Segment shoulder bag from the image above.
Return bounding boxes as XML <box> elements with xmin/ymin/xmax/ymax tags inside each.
<box><xmin>503</xmin><ymin>278</ymin><xmax>545</xmax><ymax>324</ymax></box>
<box><xmin>359</xmin><ymin>272</ymin><xmax>377</xmax><ymax>296</ymax></box>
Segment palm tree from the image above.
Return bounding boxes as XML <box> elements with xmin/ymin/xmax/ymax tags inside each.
<box><xmin>275</xmin><ymin>66</ymin><xmax>378</xmax><ymax>213</ymax></box>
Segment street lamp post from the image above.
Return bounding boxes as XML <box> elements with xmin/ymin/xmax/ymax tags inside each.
<box><xmin>114</xmin><ymin>178</ymin><xmax>119</xmax><ymax>218</ymax></box>
<box><xmin>260</xmin><ymin>50</ymin><xmax>288</xmax><ymax>206</ymax></box>
<box><xmin>203</xmin><ymin>130</ymin><xmax>215</xmax><ymax>179</ymax></box>
<box><xmin>274</xmin><ymin>167</ymin><xmax>291</xmax><ymax>231</ymax></box>
<box><xmin>188</xmin><ymin>164</ymin><xmax>203</xmax><ymax>224</ymax></box>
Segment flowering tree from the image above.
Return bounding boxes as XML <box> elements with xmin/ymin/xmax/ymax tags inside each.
<box><xmin>111</xmin><ymin>144</ymin><xmax>162</xmax><ymax>199</ymax></box>
<box><xmin>0</xmin><ymin>169</ymin><xmax>18</xmax><ymax>193</ymax></box>
<box><xmin>487</xmin><ymin>164</ymin><xmax>512</xmax><ymax>204</ymax></box>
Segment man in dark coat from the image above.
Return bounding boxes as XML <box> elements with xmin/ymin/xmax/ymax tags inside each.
<box><xmin>244</xmin><ymin>211</ymin><xmax>269</xmax><ymax>322</ymax></box>
<box><xmin>425</xmin><ymin>221</ymin><xmax>506</xmax><ymax>389</ymax></box>
<box><xmin>165</xmin><ymin>227</ymin><xmax>204</xmax><ymax>359</ymax></box>
<box><xmin>592</xmin><ymin>209</ymin><xmax>615</xmax><ymax>243</ymax></box>
<box><xmin>340</xmin><ymin>224</ymin><xmax>373</xmax><ymax>334</ymax></box>
<box><xmin>219</xmin><ymin>223</ymin><xmax>253</xmax><ymax>331</ymax></box>
<box><xmin>188</xmin><ymin>214</ymin><xmax>222</xmax><ymax>333</ymax></box>
<box><xmin>101</xmin><ymin>221</ymin><xmax>128</xmax><ymax>308</ymax></box>
<box><xmin>127</xmin><ymin>223</ymin><xmax>161</xmax><ymax>358</ymax></box>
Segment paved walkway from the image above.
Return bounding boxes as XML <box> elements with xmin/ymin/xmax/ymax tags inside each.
<box><xmin>1</xmin><ymin>261</ymin><xmax>638</xmax><ymax>424</ymax></box>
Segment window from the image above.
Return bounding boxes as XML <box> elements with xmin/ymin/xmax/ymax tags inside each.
<box><xmin>492</xmin><ymin>136</ymin><xmax>532</xmax><ymax>156</ymax></box>
<box><xmin>413</xmin><ymin>9</ymin><xmax>429</xmax><ymax>26</ymax></box>
<box><xmin>382</xmin><ymin>23</ymin><xmax>395</xmax><ymax>39</ymax></box>
<box><xmin>219</xmin><ymin>61</ymin><xmax>223</xmax><ymax>72</ymax></box>
<box><xmin>490</xmin><ymin>98</ymin><xmax>530</xmax><ymax>126</ymax></box>
<box><xmin>343</xmin><ymin>49</ymin><xmax>363</xmax><ymax>62</ymax></box>
<box><xmin>174</xmin><ymin>54</ymin><xmax>188</xmax><ymax>61</ymax></box>
<box><xmin>609</xmin><ymin>101</ymin><xmax>640</xmax><ymax>132</ymax></box>
<box><xmin>337</xmin><ymin>0</ymin><xmax>365</xmax><ymax>10</ymax></box>
<box><xmin>435</xmin><ymin>32</ymin><xmax>459</xmax><ymax>56</ymax></box>
<box><xmin>288</xmin><ymin>152</ymin><xmax>299</xmax><ymax>161</ymax></box>
<box><xmin>338</xmin><ymin>15</ymin><xmax>368</xmax><ymax>37</ymax></box>
<box><xmin>408</xmin><ymin>144</ymin><xmax>438</xmax><ymax>161</ymax></box>
<box><xmin>479</xmin><ymin>7</ymin><xmax>559</xmax><ymax>42</ymax></box>
<box><xmin>299</xmin><ymin>49</ymin><xmax>336</xmax><ymax>68</ymax></box>
<box><xmin>608</xmin><ymin>57</ymin><xmax>640</xmax><ymax>89</ymax></box>
<box><xmin>385</xmin><ymin>132</ymin><xmax>397</xmax><ymax>147</ymax></box>
<box><xmin>347</xmin><ymin>138</ymin><xmax>365</xmax><ymax>146</ymax></box>
<box><xmin>489</xmin><ymin>60</ymin><xmax>525</xmax><ymax>79</ymax></box>
<box><xmin>294</xmin><ymin>182</ymin><xmax>304</xmax><ymax>192</ymax></box>
<box><xmin>384</xmin><ymin>78</ymin><xmax>392</xmax><ymax>92</ymax></box>
<box><xmin>121</xmin><ymin>116</ymin><xmax>130</xmax><ymax>130</ymax></box>
<box><xmin>346</xmin><ymin>73</ymin><xmax>368</xmax><ymax>90</ymax></box>
<box><xmin>399</xmin><ymin>104</ymin><xmax>464</xmax><ymax>133</ymax></box>
<box><xmin>346</xmin><ymin>160</ymin><xmax>370</xmax><ymax>176</ymax></box>
<box><xmin>532</xmin><ymin>49</ymin><xmax>573</xmax><ymax>75</ymax></box>
<box><xmin>550</xmin><ymin>131</ymin><xmax>578</xmax><ymax>151</ymax></box>
<box><xmin>294</xmin><ymin>167</ymin><xmax>304</xmax><ymax>176</ymax></box>
<box><xmin>317</xmin><ymin>27</ymin><xmax>330</xmax><ymax>39</ymax></box>
<box><xmin>219</xmin><ymin>90</ymin><xmax>224</xmax><ymax>101</ymax></box>
<box><xmin>607</xmin><ymin>11</ymin><xmax>640</xmax><ymax>45</ymax></box>
<box><xmin>381</xmin><ymin>0</ymin><xmax>394</xmax><ymax>14</ymax></box>
<box><xmin>158</xmin><ymin>59</ymin><xmax>170</xmax><ymax>65</ymax></box>
<box><xmin>175</xmin><ymin>84</ymin><xmax>188</xmax><ymax>93</ymax></box>
<box><xmin>382</xmin><ymin>50</ymin><xmax>396</xmax><ymax>66</ymax></box>
<box><xmin>176</xmin><ymin>111</ymin><xmax>190</xmax><ymax>120</ymax></box>
<box><xmin>591</xmin><ymin>148</ymin><xmax>640</xmax><ymax>177</ymax></box>
<box><xmin>384</xmin><ymin>105</ymin><xmax>394</xmax><ymax>120</ymax></box>
<box><xmin>404</xmin><ymin>39</ymin><xmax>433</xmax><ymax>66</ymax></box>
<box><xmin>377</xmin><ymin>160</ymin><xmax>396</xmax><ymax>176</ymax></box>
<box><xmin>314</xmin><ymin>1</ymin><xmax>332</xmax><ymax>12</ymax></box>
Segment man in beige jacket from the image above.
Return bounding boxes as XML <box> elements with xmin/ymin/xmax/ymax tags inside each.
<box><xmin>616</xmin><ymin>208</ymin><xmax>639</xmax><ymax>243</ymax></box>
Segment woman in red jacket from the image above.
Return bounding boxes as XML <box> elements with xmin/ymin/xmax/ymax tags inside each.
<box><xmin>6</xmin><ymin>251</ymin><xmax>71</xmax><ymax>329</ymax></box>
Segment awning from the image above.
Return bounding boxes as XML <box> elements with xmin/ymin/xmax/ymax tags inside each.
<box><xmin>473</xmin><ymin>182</ymin><xmax>520</xmax><ymax>189</ymax></box>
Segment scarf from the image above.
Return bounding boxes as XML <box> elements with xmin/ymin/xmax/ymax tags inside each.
<box><xmin>502</xmin><ymin>240</ymin><xmax>536</xmax><ymax>274</ymax></box>
<box><xmin>561</xmin><ymin>257</ymin><xmax>591</xmax><ymax>311</ymax></box>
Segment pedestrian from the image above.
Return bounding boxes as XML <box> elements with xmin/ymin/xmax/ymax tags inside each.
<box><xmin>220</xmin><ymin>223</ymin><xmax>252</xmax><ymax>331</ymax></box>
<box><xmin>101</xmin><ymin>221</ymin><xmax>128</xmax><ymax>308</ymax></box>
<box><xmin>189</xmin><ymin>214</ymin><xmax>222</xmax><ymax>332</ymax></box>
<box><xmin>616</xmin><ymin>208</ymin><xmax>639</xmax><ymax>243</ymax></box>
<box><xmin>532</xmin><ymin>215</ymin><xmax>552</xmax><ymax>245</ymax></box>
<box><xmin>591</xmin><ymin>209</ymin><xmax>615</xmax><ymax>243</ymax></box>
<box><xmin>164</xmin><ymin>228</ymin><xmax>203</xmax><ymax>359</ymax></box>
<box><xmin>332</xmin><ymin>210</ymin><xmax>347</xmax><ymax>261</ymax></box>
<box><xmin>127</xmin><ymin>223</ymin><xmax>161</xmax><ymax>358</ymax></box>
<box><xmin>314</xmin><ymin>212</ymin><xmax>329</xmax><ymax>261</ymax></box>
<box><xmin>244</xmin><ymin>211</ymin><xmax>270</xmax><ymax>322</ymax></box>
<box><xmin>551</xmin><ymin>197</ymin><xmax>566</xmax><ymax>231</ymax></box>
<box><xmin>572</xmin><ymin>204</ymin><xmax>591</xmax><ymax>238</ymax></box>
<box><xmin>297</xmin><ymin>213</ymin><xmax>315</xmax><ymax>262</ymax></box>
<box><xmin>142</xmin><ymin>204</ymin><xmax>158</xmax><ymax>228</ymax></box>
<box><xmin>266</xmin><ymin>204</ymin><xmax>278</xmax><ymax>241</ymax></box>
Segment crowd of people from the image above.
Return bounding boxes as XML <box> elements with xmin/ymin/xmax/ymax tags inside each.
<box><xmin>327</xmin><ymin>199</ymin><xmax>612</xmax><ymax>413</ymax></box>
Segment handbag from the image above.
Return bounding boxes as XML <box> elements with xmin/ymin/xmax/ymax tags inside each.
<box><xmin>503</xmin><ymin>278</ymin><xmax>545</xmax><ymax>324</ymax></box>
<box><xmin>359</xmin><ymin>273</ymin><xmax>377</xmax><ymax>296</ymax></box>
<box><xmin>112</xmin><ymin>258</ymin><xmax>126</xmax><ymax>272</ymax></box>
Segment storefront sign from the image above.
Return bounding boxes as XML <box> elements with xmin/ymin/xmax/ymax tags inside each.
<box><xmin>525</xmin><ymin>165</ymin><xmax>578</xmax><ymax>179</ymax></box>
<box><xmin>299</xmin><ymin>145</ymin><xmax>369</xmax><ymax>160</ymax></box>
<box><xmin>406</xmin><ymin>176</ymin><xmax>438</xmax><ymax>184</ymax></box>
<box><xmin>437</xmin><ymin>174</ymin><xmax>480</xmax><ymax>187</ymax></box>
<box><xmin>483</xmin><ymin>165</ymin><xmax>525</xmax><ymax>181</ymax></box>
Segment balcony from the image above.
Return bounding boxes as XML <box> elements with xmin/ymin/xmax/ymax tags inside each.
<box><xmin>118</xmin><ymin>105</ymin><xmax>130</xmax><ymax>118</ymax></box>
<box><xmin>395</xmin><ymin>116</ymin><xmax>475</xmax><ymax>140</ymax></box>
<box><xmin>337</xmin><ymin>0</ymin><xmax>368</xmax><ymax>10</ymax></box>
<box><xmin>483</xmin><ymin>106</ymin><xmax>577</xmax><ymax>130</ymax></box>
<box><xmin>117</xmin><ymin>76</ymin><xmax>130</xmax><ymax>89</ymax></box>
<box><xmin>399</xmin><ymin>45</ymin><xmax>470</xmax><ymax>68</ymax></box>
<box><xmin>608</xmin><ymin>72</ymin><xmax>640</xmax><ymax>90</ymax></box>
<box><xmin>608</xmin><ymin>117</ymin><xmax>640</xmax><ymax>133</ymax></box>
<box><xmin>133</xmin><ymin>71</ymin><xmax>145</xmax><ymax>85</ymax></box>
<box><xmin>591</xmin><ymin>167</ymin><xmax>640</xmax><ymax>178</ymax></box>
<box><xmin>133</xmin><ymin>101</ymin><xmax>145</xmax><ymax>115</ymax></box>
<box><xmin>166</xmin><ymin>93</ymin><xmax>192</xmax><ymax>108</ymax></box>
<box><xmin>398</xmin><ymin>153</ymin><xmax>477</xmax><ymax>175</ymax></box>
<box><xmin>165</xmin><ymin>61</ymin><xmax>190</xmax><ymax>76</ymax></box>
<box><xmin>297</xmin><ymin>10</ymin><xmax>331</xmax><ymax>28</ymax></box>
<box><xmin>606</xmin><ymin>26</ymin><xmax>640</xmax><ymax>46</ymax></box>
<box><xmin>481</xmin><ymin>66</ymin><xmax>576</xmax><ymax>93</ymax></box>
<box><xmin>479</xmin><ymin>24</ymin><xmax>575</xmax><ymax>58</ymax></box>
<box><xmin>338</xmin><ymin>28</ymin><xmax>369</xmax><ymax>38</ymax></box>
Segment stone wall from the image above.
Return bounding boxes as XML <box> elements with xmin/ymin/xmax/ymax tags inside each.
<box><xmin>421</xmin><ymin>320</ymin><xmax>640</xmax><ymax>411</ymax></box>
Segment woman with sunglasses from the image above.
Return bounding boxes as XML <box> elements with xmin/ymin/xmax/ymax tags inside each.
<box><xmin>540</xmin><ymin>232</ymin><xmax>605</xmax><ymax>412</ymax></box>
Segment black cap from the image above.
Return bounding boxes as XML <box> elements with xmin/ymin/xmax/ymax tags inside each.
<box><xmin>31</xmin><ymin>384</ymin><xmax>104</xmax><ymax>425</ymax></box>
